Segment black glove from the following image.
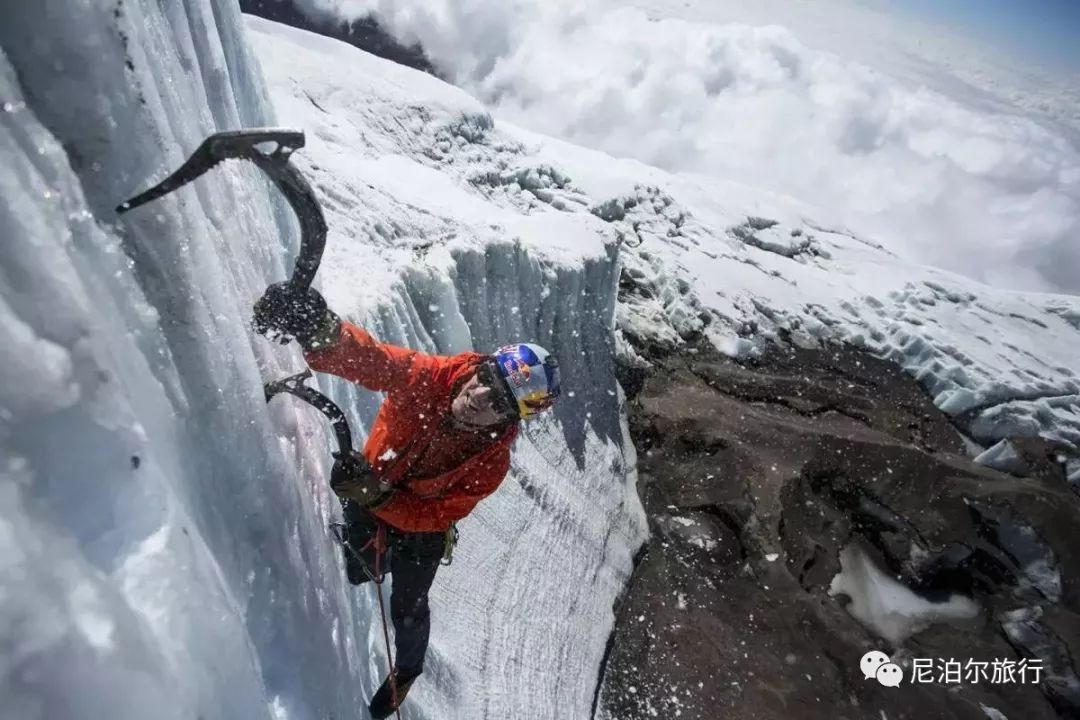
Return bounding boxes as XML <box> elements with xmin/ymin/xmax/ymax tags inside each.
<box><xmin>253</xmin><ymin>282</ymin><xmax>341</xmax><ymax>350</ymax></box>
<box><xmin>331</xmin><ymin>452</ymin><xmax>394</xmax><ymax>509</ymax></box>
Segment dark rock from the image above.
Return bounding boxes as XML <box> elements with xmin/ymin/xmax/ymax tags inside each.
<box><xmin>601</xmin><ymin>340</ymin><xmax>1080</xmax><ymax>719</ymax></box>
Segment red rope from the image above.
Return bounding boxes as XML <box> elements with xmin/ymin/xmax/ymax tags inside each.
<box><xmin>370</xmin><ymin>522</ymin><xmax>402</xmax><ymax>720</ymax></box>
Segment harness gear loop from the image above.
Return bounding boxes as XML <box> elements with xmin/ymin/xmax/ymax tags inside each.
<box><xmin>441</xmin><ymin>522</ymin><xmax>459</xmax><ymax>566</ymax></box>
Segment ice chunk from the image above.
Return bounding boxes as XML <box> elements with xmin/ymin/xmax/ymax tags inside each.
<box><xmin>829</xmin><ymin>545</ymin><xmax>980</xmax><ymax>645</ymax></box>
<box><xmin>935</xmin><ymin>387</ymin><xmax>980</xmax><ymax>415</ymax></box>
<box><xmin>973</xmin><ymin>439</ymin><xmax>1027</xmax><ymax>475</ymax></box>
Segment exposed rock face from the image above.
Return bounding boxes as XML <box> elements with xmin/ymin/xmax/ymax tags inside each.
<box><xmin>600</xmin><ymin>342</ymin><xmax>1080</xmax><ymax>720</ymax></box>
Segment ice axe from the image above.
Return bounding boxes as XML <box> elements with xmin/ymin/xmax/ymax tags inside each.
<box><xmin>117</xmin><ymin>128</ymin><xmax>343</xmax><ymax>409</ymax></box>
<box><xmin>116</xmin><ymin>128</ymin><xmax>327</xmax><ymax>292</ymax></box>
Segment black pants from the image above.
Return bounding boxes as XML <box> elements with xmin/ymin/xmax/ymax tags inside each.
<box><xmin>341</xmin><ymin>501</ymin><xmax>445</xmax><ymax>676</ymax></box>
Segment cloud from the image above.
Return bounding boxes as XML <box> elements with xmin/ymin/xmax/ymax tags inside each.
<box><xmin>292</xmin><ymin>0</ymin><xmax>1080</xmax><ymax>293</ymax></box>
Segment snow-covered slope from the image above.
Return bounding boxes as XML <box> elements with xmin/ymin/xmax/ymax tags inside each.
<box><xmin>291</xmin><ymin>0</ymin><xmax>1080</xmax><ymax>295</ymax></box>
<box><xmin>540</xmin><ymin>142</ymin><xmax>1080</xmax><ymax>452</ymax></box>
<box><xmin>251</xmin><ymin>17</ymin><xmax>1080</xmax><ymax>466</ymax></box>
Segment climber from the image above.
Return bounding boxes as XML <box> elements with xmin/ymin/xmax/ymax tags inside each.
<box><xmin>253</xmin><ymin>281</ymin><xmax>561</xmax><ymax>719</ymax></box>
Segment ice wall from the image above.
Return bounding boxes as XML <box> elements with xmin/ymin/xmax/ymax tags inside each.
<box><xmin>0</xmin><ymin>1</ymin><xmax>363</xmax><ymax>718</ymax></box>
<box><xmin>1</xmin><ymin>4</ymin><xmax>647</xmax><ymax>720</ymax></box>
<box><xmin>332</xmin><ymin>242</ymin><xmax>646</xmax><ymax>719</ymax></box>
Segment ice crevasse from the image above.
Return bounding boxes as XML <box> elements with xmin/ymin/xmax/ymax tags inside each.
<box><xmin>0</xmin><ymin>3</ymin><xmax>647</xmax><ymax>720</ymax></box>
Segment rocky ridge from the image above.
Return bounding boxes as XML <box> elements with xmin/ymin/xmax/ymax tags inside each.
<box><xmin>599</xmin><ymin>336</ymin><xmax>1080</xmax><ymax>720</ymax></box>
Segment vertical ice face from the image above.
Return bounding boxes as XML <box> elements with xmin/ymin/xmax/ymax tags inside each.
<box><xmin>395</xmin><ymin>241</ymin><xmax>646</xmax><ymax>718</ymax></box>
<box><xmin>289</xmin><ymin>230</ymin><xmax>647</xmax><ymax>719</ymax></box>
<box><xmin>0</xmin><ymin>47</ymin><xmax>274</xmax><ymax>720</ymax></box>
<box><xmin>0</xmin><ymin>2</ymin><xmax>369</xmax><ymax>719</ymax></box>
<box><xmin>1</xmin><ymin>50</ymin><xmax>198</xmax><ymax>720</ymax></box>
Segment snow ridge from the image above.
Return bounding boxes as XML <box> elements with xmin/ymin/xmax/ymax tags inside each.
<box><xmin>532</xmin><ymin>141</ymin><xmax>1080</xmax><ymax>455</ymax></box>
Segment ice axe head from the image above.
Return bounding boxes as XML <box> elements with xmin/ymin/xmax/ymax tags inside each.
<box><xmin>115</xmin><ymin>128</ymin><xmax>327</xmax><ymax>291</ymax></box>
<box><xmin>116</xmin><ymin>129</ymin><xmax>305</xmax><ymax>213</ymax></box>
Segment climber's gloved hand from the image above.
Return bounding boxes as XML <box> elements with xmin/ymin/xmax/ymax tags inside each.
<box><xmin>330</xmin><ymin>451</ymin><xmax>394</xmax><ymax>510</ymax></box>
<box><xmin>253</xmin><ymin>281</ymin><xmax>341</xmax><ymax>350</ymax></box>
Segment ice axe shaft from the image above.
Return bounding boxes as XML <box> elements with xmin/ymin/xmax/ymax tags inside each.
<box><xmin>116</xmin><ymin>128</ymin><xmax>327</xmax><ymax>290</ymax></box>
<box><xmin>264</xmin><ymin>370</ymin><xmax>355</xmax><ymax>456</ymax></box>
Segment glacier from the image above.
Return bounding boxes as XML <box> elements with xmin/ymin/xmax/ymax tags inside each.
<box><xmin>1</xmin><ymin>3</ymin><xmax>645</xmax><ymax>719</ymax></box>
<box><xmin>2</xmin><ymin>2</ymin><xmax>1079</xmax><ymax>720</ymax></box>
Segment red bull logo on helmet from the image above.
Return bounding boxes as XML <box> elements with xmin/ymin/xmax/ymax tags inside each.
<box><xmin>502</xmin><ymin>358</ymin><xmax>524</xmax><ymax>387</ymax></box>
<box><xmin>515</xmin><ymin>358</ymin><xmax>532</xmax><ymax>381</ymax></box>
<box><xmin>494</xmin><ymin>343</ymin><xmax>560</xmax><ymax>418</ymax></box>
<box><xmin>499</xmin><ymin>346</ymin><xmax>532</xmax><ymax>388</ymax></box>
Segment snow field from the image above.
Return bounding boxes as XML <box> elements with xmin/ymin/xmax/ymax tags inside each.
<box><xmin>293</xmin><ymin>0</ymin><xmax>1080</xmax><ymax>293</ymax></box>
<box><xmin>257</xmin><ymin>16</ymin><xmax>1080</xmax><ymax>453</ymax></box>
<box><xmin>506</xmin><ymin>126</ymin><xmax>1080</xmax><ymax>453</ymax></box>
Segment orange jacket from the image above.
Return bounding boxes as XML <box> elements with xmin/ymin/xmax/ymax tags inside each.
<box><xmin>305</xmin><ymin>321</ymin><xmax>518</xmax><ymax>533</ymax></box>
